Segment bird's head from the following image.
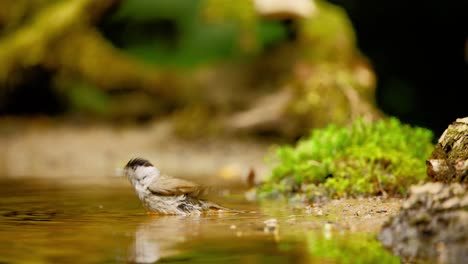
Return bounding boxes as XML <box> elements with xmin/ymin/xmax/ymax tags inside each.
<box><xmin>124</xmin><ymin>158</ymin><xmax>160</xmax><ymax>184</ymax></box>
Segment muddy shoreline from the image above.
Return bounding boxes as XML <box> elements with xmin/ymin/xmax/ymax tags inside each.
<box><xmin>0</xmin><ymin>118</ymin><xmax>270</xmax><ymax>187</ymax></box>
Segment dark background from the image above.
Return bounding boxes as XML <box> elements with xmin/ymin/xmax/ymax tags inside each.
<box><xmin>330</xmin><ymin>0</ymin><xmax>468</xmax><ymax>135</ymax></box>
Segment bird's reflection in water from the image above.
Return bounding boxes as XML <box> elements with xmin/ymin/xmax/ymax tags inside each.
<box><xmin>129</xmin><ymin>215</ymin><xmax>202</xmax><ymax>263</ymax></box>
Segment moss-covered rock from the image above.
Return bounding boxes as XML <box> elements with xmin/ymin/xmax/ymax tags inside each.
<box><xmin>257</xmin><ymin>117</ymin><xmax>434</xmax><ymax>200</ymax></box>
<box><xmin>226</xmin><ymin>0</ymin><xmax>380</xmax><ymax>138</ymax></box>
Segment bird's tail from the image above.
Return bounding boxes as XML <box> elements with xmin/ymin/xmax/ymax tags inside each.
<box><xmin>201</xmin><ymin>200</ymin><xmax>243</xmax><ymax>214</ymax></box>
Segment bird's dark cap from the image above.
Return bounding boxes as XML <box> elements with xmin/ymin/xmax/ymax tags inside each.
<box><xmin>125</xmin><ymin>158</ymin><xmax>153</xmax><ymax>169</ymax></box>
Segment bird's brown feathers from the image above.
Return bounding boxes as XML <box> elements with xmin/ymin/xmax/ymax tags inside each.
<box><xmin>148</xmin><ymin>175</ymin><xmax>203</xmax><ymax>197</ymax></box>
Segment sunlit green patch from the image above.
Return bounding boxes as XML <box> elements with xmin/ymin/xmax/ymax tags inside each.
<box><xmin>258</xmin><ymin>117</ymin><xmax>434</xmax><ymax>199</ymax></box>
<box><xmin>307</xmin><ymin>232</ymin><xmax>400</xmax><ymax>264</ymax></box>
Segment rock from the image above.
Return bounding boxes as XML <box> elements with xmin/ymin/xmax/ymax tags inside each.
<box><xmin>379</xmin><ymin>182</ymin><xmax>468</xmax><ymax>263</ymax></box>
<box><xmin>410</xmin><ymin>182</ymin><xmax>444</xmax><ymax>195</ymax></box>
<box><xmin>441</xmin><ymin>197</ymin><xmax>460</xmax><ymax>209</ymax></box>
<box><xmin>427</xmin><ymin>117</ymin><xmax>468</xmax><ymax>183</ymax></box>
<box><xmin>396</xmin><ymin>118</ymin><xmax>468</xmax><ymax>263</ymax></box>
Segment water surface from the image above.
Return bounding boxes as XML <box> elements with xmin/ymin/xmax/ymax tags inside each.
<box><xmin>0</xmin><ymin>178</ymin><xmax>399</xmax><ymax>263</ymax></box>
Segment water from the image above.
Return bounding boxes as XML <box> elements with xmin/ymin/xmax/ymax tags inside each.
<box><xmin>0</xmin><ymin>178</ymin><xmax>399</xmax><ymax>264</ymax></box>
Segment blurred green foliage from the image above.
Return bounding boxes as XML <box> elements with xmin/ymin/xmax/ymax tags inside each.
<box><xmin>63</xmin><ymin>81</ymin><xmax>110</xmax><ymax>116</ymax></box>
<box><xmin>101</xmin><ymin>0</ymin><xmax>288</xmax><ymax>67</ymax></box>
<box><xmin>258</xmin><ymin>117</ymin><xmax>434</xmax><ymax>199</ymax></box>
<box><xmin>1</xmin><ymin>0</ymin><xmax>379</xmax><ymax>130</ymax></box>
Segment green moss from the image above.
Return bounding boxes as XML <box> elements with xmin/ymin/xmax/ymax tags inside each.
<box><xmin>258</xmin><ymin>117</ymin><xmax>434</xmax><ymax>199</ymax></box>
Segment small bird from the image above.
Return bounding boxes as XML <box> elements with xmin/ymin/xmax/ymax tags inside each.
<box><xmin>124</xmin><ymin>158</ymin><xmax>235</xmax><ymax>215</ymax></box>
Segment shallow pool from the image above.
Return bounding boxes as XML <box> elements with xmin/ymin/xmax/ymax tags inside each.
<box><xmin>0</xmin><ymin>178</ymin><xmax>399</xmax><ymax>263</ymax></box>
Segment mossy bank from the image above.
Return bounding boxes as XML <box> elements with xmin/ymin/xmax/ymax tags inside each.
<box><xmin>257</xmin><ymin>117</ymin><xmax>434</xmax><ymax>200</ymax></box>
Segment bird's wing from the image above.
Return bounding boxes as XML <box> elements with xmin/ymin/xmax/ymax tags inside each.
<box><xmin>148</xmin><ymin>175</ymin><xmax>202</xmax><ymax>197</ymax></box>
